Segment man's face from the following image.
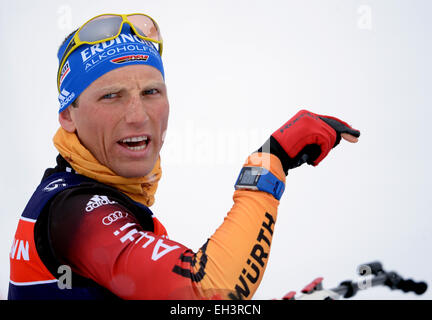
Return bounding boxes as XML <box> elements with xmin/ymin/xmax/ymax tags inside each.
<box><xmin>61</xmin><ymin>65</ymin><xmax>169</xmax><ymax>178</ymax></box>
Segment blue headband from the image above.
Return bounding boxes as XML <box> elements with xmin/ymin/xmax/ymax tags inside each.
<box><xmin>57</xmin><ymin>24</ymin><xmax>164</xmax><ymax>113</ymax></box>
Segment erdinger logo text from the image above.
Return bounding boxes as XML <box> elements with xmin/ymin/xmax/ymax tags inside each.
<box><xmin>79</xmin><ymin>33</ymin><xmax>157</xmax><ymax>71</ymax></box>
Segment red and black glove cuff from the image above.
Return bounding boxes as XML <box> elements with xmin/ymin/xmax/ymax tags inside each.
<box><xmin>257</xmin><ymin>136</ymin><xmax>322</xmax><ymax>175</ymax></box>
<box><xmin>258</xmin><ymin>110</ymin><xmax>360</xmax><ymax>175</ymax></box>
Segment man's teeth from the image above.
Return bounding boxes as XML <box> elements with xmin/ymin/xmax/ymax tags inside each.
<box><xmin>126</xmin><ymin>145</ymin><xmax>146</xmax><ymax>151</ymax></box>
<box><xmin>120</xmin><ymin>135</ymin><xmax>149</xmax><ymax>151</ymax></box>
<box><xmin>121</xmin><ymin>136</ymin><xmax>148</xmax><ymax>143</ymax></box>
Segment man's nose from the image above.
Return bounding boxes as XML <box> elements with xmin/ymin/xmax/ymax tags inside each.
<box><xmin>124</xmin><ymin>94</ymin><xmax>149</xmax><ymax>124</ymax></box>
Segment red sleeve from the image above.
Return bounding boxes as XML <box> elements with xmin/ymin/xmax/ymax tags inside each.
<box><xmin>49</xmin><ymin>192</ymin><xmax>206</xmax><ymax>299</ymax></box>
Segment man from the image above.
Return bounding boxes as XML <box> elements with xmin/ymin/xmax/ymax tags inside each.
<box><xmin>8</xmin><ymin>13</ymin><xmax>360</xmax><ymax>300</ymax></box>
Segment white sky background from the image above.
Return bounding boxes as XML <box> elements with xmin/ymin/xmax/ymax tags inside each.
<box><xmin>0</xmin><ymin>0</ymin><xmax>431</xmax><ymax>300</ymax></box>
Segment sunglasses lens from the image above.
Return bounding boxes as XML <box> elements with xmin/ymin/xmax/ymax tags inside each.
<box><xmin>78</xmin><ymin>15</ymin><xmax>123</xmax><ymax>42</ymax></box>
<box><xmin>128</xmin><ymin>15</ymin><xmax>161</xmax><ymax>41</ymax></box>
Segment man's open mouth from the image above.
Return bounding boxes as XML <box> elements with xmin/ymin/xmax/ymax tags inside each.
<box><xmin>118</xmin><ymin>135</ymin><xmax>150</xmax><ymax>151</ymax></box>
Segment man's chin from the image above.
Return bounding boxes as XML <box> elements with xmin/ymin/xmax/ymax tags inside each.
<box><xmin>116</xmin><ymin>167</ymin><xmax>154</xmax><ymax>178</ymax></box>
<box><xmin>108</xmin><ymin>147</ymin><xmax>160</xmax><ymax>178</ymax></box>
<box><xmin>110</xmin><ymin>160</ymin><xmax>156</xmax><ymax>178</ymax></box>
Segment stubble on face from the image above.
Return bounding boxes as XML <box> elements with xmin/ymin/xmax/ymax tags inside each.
<box><xmin>67</xmin><ymin>65</ymin><xmax>169</xmax><ymax>178</ymax></box>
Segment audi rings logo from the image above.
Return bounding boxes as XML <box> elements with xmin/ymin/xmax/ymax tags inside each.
<box><xmin>102</xmin><ymin>211</ymin><xmax>128</xmax><ymax>225</ymax></box>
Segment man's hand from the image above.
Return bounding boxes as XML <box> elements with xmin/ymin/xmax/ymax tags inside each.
<box><xmin>341</xmin><ymin>133</ymin><xmax>359</xmax><ymax>143</ymax></box>
<box><xmin>259</xmin><ymin>110</ymin><xmax>360</xmax><ymax>175</ymax></box>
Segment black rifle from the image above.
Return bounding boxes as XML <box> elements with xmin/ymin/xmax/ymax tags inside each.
<box><xmin>281</xmin><ymin>261</ymin><xmax>428</xmax><ymax>300</ymax></box>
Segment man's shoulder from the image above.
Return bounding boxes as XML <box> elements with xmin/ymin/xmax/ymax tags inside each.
<box><xmin>41</xmin><ymin>154</ymin><xmax>75</xmax><ymax>182</ymax></box>
<box><xmin>46</xmin><ymin>178</ymin><xmax>154</xmax><ymax>230</ymax></box>
<box><xmin>49</xmin><ymin>182</ymin><xmax>129</xmax><ymax>216</ymax></box>
<box><xmin>39</xmin><ymin>154</ymin><xmax>133</xmax><ymax>216</ymax></box>
<box><xmin>39</xmin><ymin>155</ymin><xmax>155</xmax><ymax>231</ymax></box>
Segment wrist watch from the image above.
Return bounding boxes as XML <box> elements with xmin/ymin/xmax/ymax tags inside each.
<box><xmin>234</xmin><ymin>166</ymin><xmax>285</xmax><ymax>200</ymax></box>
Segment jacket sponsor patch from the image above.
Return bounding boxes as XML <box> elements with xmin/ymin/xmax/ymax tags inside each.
<box><xmin>43</xmin><ymin>178</ymin><xmax>67</xmax><ymax>192</ymax></box>
<box><xmin>102</xmin><ymin>211</ymin><xmax>128</xmax><ymax>225</ymax></box>
<box><xmin>86</xmin><ymin>195</ymin><xmax>117</xmax><ymax>212</ymax></box>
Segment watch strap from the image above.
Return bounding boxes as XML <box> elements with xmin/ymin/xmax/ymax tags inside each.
<box><xmin>235</xmin><ymin>166</ymin><xmax>285</xmax><ymax>200</ymax></box>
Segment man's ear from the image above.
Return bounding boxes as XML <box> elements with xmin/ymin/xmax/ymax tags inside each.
<box><xmin>59</xmin><ymin>107</ymin><xmax>76</xmax><ymax>132</ymax></box>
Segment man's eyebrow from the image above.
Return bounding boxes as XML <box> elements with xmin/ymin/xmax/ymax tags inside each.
<box><xmin>94</xmin><ymin>85</ymin><xmax>122</xmax><ymax>93</ymax></box>
<box><xmin>95</xmin><ymin>81</ymin><xmax>166</xmax><ymax>92</ymax></box>
<box><xmin>143</xmin><ymin>81</ymin><xmax>166</xmax><ymax>89</ymax></box>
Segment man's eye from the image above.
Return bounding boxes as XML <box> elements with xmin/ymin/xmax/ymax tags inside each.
<box><xmin>101</xmin><ymin>93</ymin><xmax>118</xmax><ymax>99</ymax></box>
<box><xmin>143</xmin><ymin>88</ymin><xmax>159</xmax><ymax>95</ymax></box>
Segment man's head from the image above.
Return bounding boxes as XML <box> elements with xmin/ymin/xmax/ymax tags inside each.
<box><xmin>57</xmin><ymin>14</ymin><xmax>168</xmax><ymax>178</ymax></box>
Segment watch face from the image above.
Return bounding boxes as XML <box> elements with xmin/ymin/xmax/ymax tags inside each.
<box><xmin>235</xmin><ymin>166</ymin><xmax>284</xmax><ymax>200</ymax></box>
<box><xmin>238</xmin><ymin>167</ymin><xmax>262</xmax><ymax>186</ymax></box>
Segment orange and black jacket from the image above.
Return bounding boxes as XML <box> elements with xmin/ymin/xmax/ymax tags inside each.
<box><xmin>9</xmin><ymin>152</ymin><xmax>285</xmax><ymax>300</ymax></box>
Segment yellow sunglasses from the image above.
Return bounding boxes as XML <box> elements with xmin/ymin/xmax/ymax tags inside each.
<box><xmin>57</xmin><ymin>13</ymin><xmax>163</xmax><ymax>91</ymax></box>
